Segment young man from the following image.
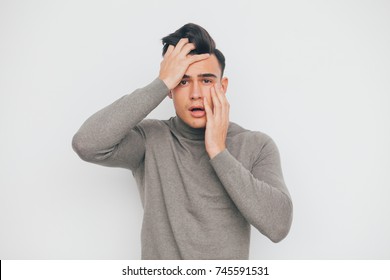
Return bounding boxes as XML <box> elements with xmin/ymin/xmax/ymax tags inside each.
<box><xmin>72</xmin><ymin>23</ymin><xmax>293</xmax><ymax>260</ymax></box>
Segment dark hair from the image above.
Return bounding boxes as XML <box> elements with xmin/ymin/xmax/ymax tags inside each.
<box><xmin>162</xmin><ymin>23</ymin><xmax>226</xmax><ymax>77</ymax></box>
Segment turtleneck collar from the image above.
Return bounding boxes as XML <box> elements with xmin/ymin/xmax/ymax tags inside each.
<box><xmin>172</xmin><ymin>115</ymin><xmax>206</xmax><ymax>140</ymax></box>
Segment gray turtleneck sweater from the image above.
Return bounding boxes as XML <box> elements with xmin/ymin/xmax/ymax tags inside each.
<box><xmin>72</xmin><ymin>78</ymin><xmax>293</xmax><ymax>260</ymax></box>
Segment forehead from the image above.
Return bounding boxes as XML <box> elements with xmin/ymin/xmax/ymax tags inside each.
<box><xmin>185</xmin><ymin>54</ymin><xmax>221</xmax><ymax>77</ymax></box>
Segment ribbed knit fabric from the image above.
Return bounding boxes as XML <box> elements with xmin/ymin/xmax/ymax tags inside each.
<box><xmin>72</xmin><ymin>78</ymin><xmax>293</xmax><ymax>259</ymax></box>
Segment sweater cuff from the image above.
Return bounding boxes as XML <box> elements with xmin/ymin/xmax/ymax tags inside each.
<box><xmin>209</xmin><ymin>149</ymin><xmax>240</xmax><ymax>177</ymax></box>
<box><xmin>146</xmin><ymin>77</ymin><xmax>170</xmax><ymax>96</ymax></box>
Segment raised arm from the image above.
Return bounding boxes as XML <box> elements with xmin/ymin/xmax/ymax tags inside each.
<box><xmin>210</xmin><ymin>138</ymin><xmax>293</xmax><ymax>243</ymax></box>
<box><xmin>204</xmin><ymin>83</ymin><xmax>292</xmax><ymax>242</ymax></box>
<box><xmin>72</xmin><ymin>38</ymin><xmax>210</xmax><ymax>170</ymax></box>
<box><xmin>72</xmin><ymin>79</ymin><xmax>169</xmax><ymax>170</ymax></box>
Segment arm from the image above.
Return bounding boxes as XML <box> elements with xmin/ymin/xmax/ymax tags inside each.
<box><xmin>72</xmin><ymin>38</ymin><xmax>210</xmax><ymax>170</ymax></box>
<box><xmin>210</xmin><ymin>139</ymin><xmax>293</xmax><ymax>243</ymax></box>
<box><xmin>72</xmin><ymin>78</ymin><xmax>169</xmax><ymax>170</ymax></box>
<box><xmin>204</xmin><ymin>84</ymin><xmax>292</xmax><ymax>242</ymax></box>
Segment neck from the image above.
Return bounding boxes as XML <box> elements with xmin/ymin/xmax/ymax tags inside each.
<box><xmin>173</xmin><ymin>115</ymin><xmax>205</xmax><ymax>140</ymax></box>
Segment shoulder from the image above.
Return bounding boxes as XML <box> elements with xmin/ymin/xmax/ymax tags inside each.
<box><xmin>227</xmin><ymin>122</ymin><xmax>279</xmax><ymax>160</ymax></box>
<box><xmin>135</xmin><ymin>119</ymin><xmax>170</xmax><ymax>135</ymax></box>
<box><xmin>228</xmin><ymin>122</ymin><xmax>274</xmax><ymax>146</ymax></box>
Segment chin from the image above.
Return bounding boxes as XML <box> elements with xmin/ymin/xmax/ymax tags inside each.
<box><xmin>187</xmin><ymin>117</ymin><xmax>206</xmax><ymax>129</ymax></box>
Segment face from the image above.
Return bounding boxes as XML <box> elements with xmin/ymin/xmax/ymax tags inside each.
<box><xmin>168</xmin><ymin>54</ymin><xmax>229</xmax><ymax>128</ymax></box>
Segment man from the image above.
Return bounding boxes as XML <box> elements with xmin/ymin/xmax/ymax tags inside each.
<box><xmin>72</xmin><ymin>23</ymin><xmax>293</xmax><ymax>260</ymax></box>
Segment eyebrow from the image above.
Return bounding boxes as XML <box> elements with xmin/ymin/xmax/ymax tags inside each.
<box><xmin>182</xmin><ymin>73</ymin><xmax>218</xmax><ymax>79</ymax></box>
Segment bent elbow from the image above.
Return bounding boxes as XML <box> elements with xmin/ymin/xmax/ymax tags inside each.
<box><xmin>269</xmin><ymin>199</ymin><xmax>293</xmax><ymax>243</ymax></box>
<box><xmin>252</xmin><ymin>197</ymin><xmax>293</xmax><ymax>243</ymax></box>
<box><xmin>268</xmin><ymin>222</ymin><xmax>291</xmax><ymax>243</ymax></box>
<box><xmin>72</xmin><ymin>133</ymin><xmax>95</xmax><ymax>162</ymax></box>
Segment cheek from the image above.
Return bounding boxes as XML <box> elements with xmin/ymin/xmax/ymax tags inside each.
<box><xmin>172</xmin><ymin>87</ymin><xmax>189</xmax><ymax>98</ymax></box>
<box><xmin>171</xmin><ymin>93</ymin><xmax>187</xmax><ymax>109</ymax></box>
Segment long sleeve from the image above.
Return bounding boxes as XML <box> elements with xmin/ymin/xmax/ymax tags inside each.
<box><xmin>72</xmin><ymin>78</ymin><xmax>170</xmax><ymax>170</ymax></box>
<box><xmin>209</xmin><ymin>137</ymin><xmax>293</xmax><ymax>243</ymax></box>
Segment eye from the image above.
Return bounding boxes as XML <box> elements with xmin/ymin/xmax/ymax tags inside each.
<box><xmin>203</xmin><ymin>79</ymin><xmax>212</xmax><ymax>84</ymax></box>
<box><xmin>180</xmin><ymin>80</ymin><xmax>189</xmax><ymax>86</ymax></box>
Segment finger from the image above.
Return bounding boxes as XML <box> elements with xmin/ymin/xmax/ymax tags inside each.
<box><xmin>216</xmin><ymin>84</ymin><xmax>230</xmax><ymax>121</ymax></box>
<box><xmin>203</xmin><ymin>97</ymin><xmax>213</xmax><ymax>120</ymax></box>
<box><xmin>212</xmin><ymin>84</ymin><xmax>223</xmax><ymax>118</ymax></box>
<box><xmin>188</xmin><ymin>53</ymin><xmax>210</xmax><ymax>64</ymax></box>
<box><xmin>215</xmin><ymin>83</ymin><xmax>229</xmax><ymax>109</ymax></box>
<box><xmin>214</xmin><ymin>83</ymin><xmax>229</xmax><ymax>121</ymax></box>
<box><xmin>165</xmin><ymin>45</ymin><xmax>174</xmax><ymax>57</ymax></box>
<box><xmin>210</xmin><ymin>85</ymin><xmax>222</xmax><ymax>118</ymax></box>
<box><xmin>172</xmin><ymin>38</ymin><xmax>189</xmax><ymax>54</ymax></box>
<box><xmin>213</xmin><ymin>83</ymin><xmax>223</xmax><ymax>103</ymax></box>
<box><xmin>181</xmin><ymin>43</ymin><xmax>196</xmax><ymax>56</ymax></box>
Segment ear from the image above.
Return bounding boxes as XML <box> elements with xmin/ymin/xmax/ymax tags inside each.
<box><xmin>168</xmin><ymin>90</ymin><xmax>173</xmax><ymax>99</ymax></box>
<box><xmin>221</xmin><ymin>77</ymin><xmax>229</xmax><ymax>94</ymax></box>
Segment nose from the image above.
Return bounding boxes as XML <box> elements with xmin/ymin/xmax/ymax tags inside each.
<box><xmin>189</xmin><ymin>82</ymin><xmax>202</xmax><ymax>100</ymax></box>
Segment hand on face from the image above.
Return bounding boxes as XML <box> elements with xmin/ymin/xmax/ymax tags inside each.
<box><xmin>204</xmin><ymin>83</ymin><xmax>230</xmax><ymax>159</ymax></box>
<box><xmin>159</xmin><ymin>38</ymin><xmax>210</xmax><ymax>90</ymax></box>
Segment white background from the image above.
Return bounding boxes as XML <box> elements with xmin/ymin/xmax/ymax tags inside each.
<box><xmin>1</xmin><ymin>0</ymin><xmax>389</xmax><ymax>259</ymax></box>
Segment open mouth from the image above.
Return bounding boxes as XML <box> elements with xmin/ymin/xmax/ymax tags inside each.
<box><xmin>189</xmin><ymin>106</ymin><xmax>206</xmax><ymax>117</ymax></box>
<box><xmin>190</xmin><ymin>107</ymin><xmax>204</xmax><ymax>112</ymax></box>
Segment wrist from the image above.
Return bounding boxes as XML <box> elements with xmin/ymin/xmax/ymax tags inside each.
<box><xmin>207</xmin><ymin>146</ymin><xmax>225</xmax><ymax>159</ymax></box>
<box><xmin>159</xmin><ymin>76</ymin><xmax>176</xmax><ymax>90</ymax></box>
